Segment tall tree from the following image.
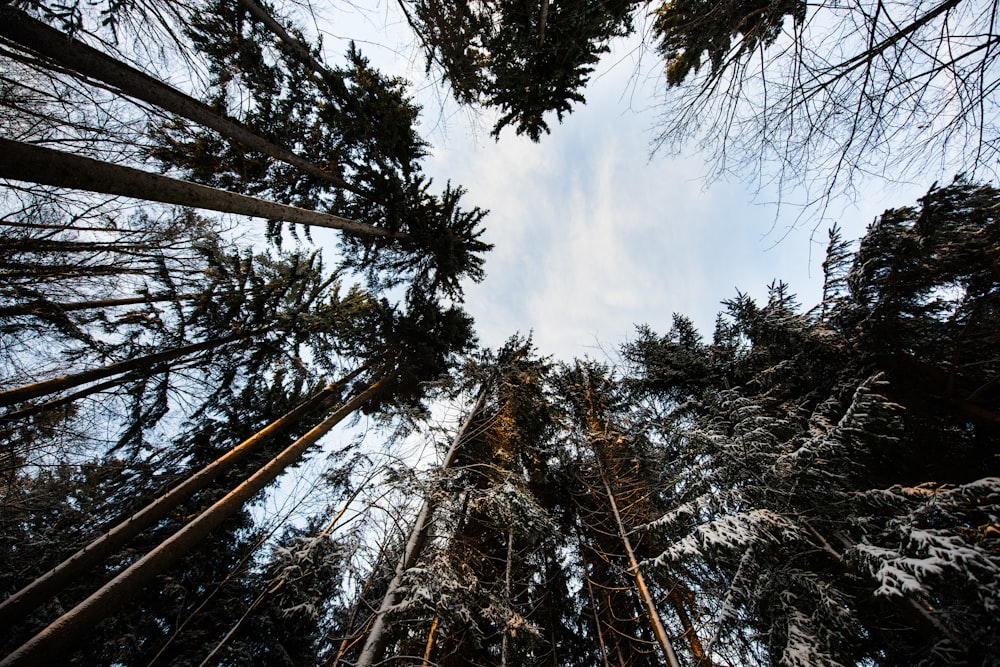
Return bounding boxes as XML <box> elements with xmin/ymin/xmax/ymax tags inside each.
<box><xmin>399</xmin><ymin>0</ymin><xmax>635</xmax><ymax>140</ymax></box>
<box><xmin>624</xmin><ymin>179</ymin><xmax>1000</xmax><ymax>665</ymax></box>
<box><xmin>649</xmin><ymin>0</ymin><xmax>999</xmax><ymax>205</ymax></box>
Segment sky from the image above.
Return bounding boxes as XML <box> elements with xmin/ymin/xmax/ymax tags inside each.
<box><xmin>313</xmin><ymin>2</ymin><xmax>931</xmax><ymax>361</ymax></box>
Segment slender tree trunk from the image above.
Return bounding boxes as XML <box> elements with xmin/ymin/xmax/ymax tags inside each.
<box><xmin>3</xmin><ymin>367</ymin><xmax>162</xmax><ymax>422</ymax></box>
<box><xmin>0</xmin><ymin>293</ymin><xmax>202</xmax><ymax>318</ymax></box>
<box><xmin>421</xmin><ymin>614</ymin><xmax>440</xmax><ymax>667</ymax></box>
<box><xmin>237</xmin><ymin>0</ymin><xmax>321</xmax><ymax>69</ymax></box>
<box><xmin>0</xmin><ymin>326</ymin><xmax>268</xmax><ymax>408</ymax></box>
<box><xmin>0</xmin><ymin>369</ymin><xmax>364</xmax><ymax>625</ymax></box>
<box><xmin>667</xmin><ymin>585</ymin><xmax>710</xmax><ymax>666</ymax></box>
<box><xmin>0</xmin><ymin>139</ymin><xmax>405</xmax><ymax>240</ymax></box>
<box><xmin>501</xmin><ymin>526</ymin><xmax>514</xmax><ymax>667</ymax></box>
<box><xmin>328</xmin><ymin>541</ymin><xmax>386</xmax><ymax>667</ymax></box>
<box><xmin>598</xmin><ymin>465</ymin><xmax>682</xmax><ymax>667</ymax></box>
<box><xmin>353</xmin><ymin>385</ymin><xmax>489</xmax><ymax>667</ymax></box>
<box><xmin>0</xmin><ymin>374</ymin><xmax>391</xmax><ymax>667</ymax></box>
<box><xmin>582</xmin><ymin>557</ymin><xmax>612</xmax><ymax>667</ymax></box>
<box><xmin>0</xmin><ymin>7</ymin><xmax>367</xmax><ymax>199</ymax></box>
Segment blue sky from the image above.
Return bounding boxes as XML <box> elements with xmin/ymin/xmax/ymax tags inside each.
<box><xmin>319</xmin><ymin>2</ymin><xmax>931</xmax><ymax>360</ymax></box>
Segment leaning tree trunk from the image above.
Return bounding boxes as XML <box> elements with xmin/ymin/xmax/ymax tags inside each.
<box><xmin>0</xmin><ymin>293</ymin><xmax>203</xmax><ymax>318</ymax></box>
<box><xmin>0</xmin><ymin>139</ymin><xmax>404</xmax><ymax>240</ymax></box>
<box><xmin>353</xmin><ymin>385</ymin><xmax>489</xmax><ymax>667</ymax></box>
<box><xmin>0</xmin><ymin>366</ymin><xmax>366</xmax><ymax>626</ymax></box>
<box><xmin>0</xmin><ymin>373</ymin><xmax>392</xmax><ymax>667</ymax></box>
<box><xmin>0</xmin><ymin>327</ymin><xmax>268</xmax><ymax>408</ymax></box>
<box><xmin>597</xmin><ymin>463</ymin><xmax>683</xmax><ymax>667</ymax></box>
<box><xmin>0</xmin><ymin>7</ymin><xmax>367</xmax><ymax>199</ymax></box>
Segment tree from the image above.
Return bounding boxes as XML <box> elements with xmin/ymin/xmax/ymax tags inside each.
<box><xmin>401</xmin><ymin>0</ymin><xmax>998</xmax><ymax>210</ymax></box>
<box><xmin>0</xmin><ymin>139</ymin><xmax>393</xmax><ymax>238</ymax></box>
<box><xmin>624</xmin><ymin>179</ymin><xmax>1000</xmax><ymax>665</ymax></box>
<box><xmin>399</xmin><ymin>0</ymin><xmax>635</xmax><ymax>140</ymax></box>
<box><xmin>0</xmin><ymin>7</ymin><xmax>360</xmax><ymax>196</ymax></box>
<box><xmin>649</xmin><ymin>0</ymin><xmax>1000</xmax><ymax>206</ymax></box>
<box><xmin>1</xmin><ymin>1</ymin><xmax>491</xmax><ymax>301</ymax></box>
<box><xmin>556</xmin><ymin>361</ymin><xmax>693</xmax><ymax>667</ymax></box>
<box><xmin>0</xmin><ymin>374</ymin><xmax>391</xmax><ymax>667</ymax></box>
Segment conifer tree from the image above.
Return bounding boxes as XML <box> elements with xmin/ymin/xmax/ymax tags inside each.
<box><xmin>624</xmin><ymin>179</ymin><xmax>1000</xmax><ymax>666</ymax></box>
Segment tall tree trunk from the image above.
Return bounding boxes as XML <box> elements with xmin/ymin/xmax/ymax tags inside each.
<box><xmin>581</xmin><ymin>544</ymin><xmax>612</xmax><ymax>667</ymax></box>
<box><xmin>0</xmin><ymin>373</ymin><xmax>391</xmax><ymax>667</ymax></box>
<box><xmin>0</xmin><ymin>7</ymin><xmax>367</xmax><ymax>199</ymax></box>
<box><xmin>500</xmin><ymin>526</ymin><xmax>514</xmax><ymax>667</ymax></box>
<box><xmin>3</xmin><ymin>368</ymin><xmax>158</xmax><ymax>422</ymax></box>
<box><xmin>0</xmin><ymin>293</ymin><xmax>202</xmax><ymax>318</ymax></box>
<box><xmin>237</xmin><ymin>0</ymin><xmax>322</xmax><ymax>71</ymax></box>
<box><xmin>420</xmin><ymin>614</ymin><xmax>440</xmax><ymax>667</ymax></box>
<box><xmin>353</xmin><ymin>385</ymin><xmax>489</xmax><ymax>667</ymax></box>
<box><xmin>0</xmin><ymin>326</ymin><xmax>268</xmax><ymax>408</ymax></box>
<box><xmin>0</xmin><ymin>139</ymin><xmax>405</xmax><ymax>240</ymax></box>
<box><xmin>598</xmin><ymin>464</ymin><xmax>682</xmax><ymax>667</ymax></box>
<box><xmin>667</xmin><ymin>585</ymin><xmax>710</xmax><ymax>665</ymax></box>
<box><xmin>0</xmin><ymin>367</ymin><xmax>365</xmax><ymax>625</ymax></box>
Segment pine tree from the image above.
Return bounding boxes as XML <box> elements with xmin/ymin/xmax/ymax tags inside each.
<box><xmin>624</xmin><ymin>179</ymin><xmax>1000</xmax><ymax>665</ymax></box>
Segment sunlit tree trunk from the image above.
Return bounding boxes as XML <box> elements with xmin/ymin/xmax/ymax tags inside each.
<box><xmin>597</xmin><ymin>463</ymin><xmax>682</xmax><ymax>667</ymax></box>
<box><xmin>421</xmin><ymin>613</ymin><xmax>440</xmax><ymax>667</ymax></box>
<box><xmin>0</xmin><ymin>373</ymin><xmax>391</xmax><ymax>667</ymax></box>
<box><xmin>0</xmin><ymin>367</ymin><xmax>365</xmax><ymax>625</ymax></box>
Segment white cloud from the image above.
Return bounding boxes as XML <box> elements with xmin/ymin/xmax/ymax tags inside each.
<box><xmin>329</xmin><ymin>12</ymin><xmax>931</xmax><ymax>362</ymax></box>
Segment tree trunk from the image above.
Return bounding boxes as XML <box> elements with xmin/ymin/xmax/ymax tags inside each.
<box><xmin>0</xmin><ymin>7</ymin><xmax>367</xmax><ymax>199</ymax></box>
<box><xmin>667</xmin><ymin>585</ymin><xmax>710</xmax><ymax>665</ymax></box>
<box><xmin>0</xmin><ymin>327</ymin><xmax>268</xmax><ymax>408</ymax></box>
<box><xmin>421</xmin><ymin>614</ymin><xmax>440</xmax><ymax>667</ymax></box>
<box><xmin>0</xmin><ymin>293</ymin><xmax>202</xmax><ymax>318</ymax></box>
<box><xmin>582</xmin><ymin>549</ymin><xmax>612</xmax><ymax>667</ymax></box>
<box><xmin>3</xmin><ymin>369</ymin><xmax>157</xmax><ymax>422</ymax></box>
<box><xmin>0</xmin><ymin>373</ymin><xmax>391</xmax><ymax>667</ymax></box>
<box><xmin>237</xmin><ymin>0</ymin><xmax>321</xmax><ymax>70</ymax></box>
<box><xmin>598</xmin><ymin>465</ymin><xmax>682</xmax><ymax>667</ymax></box>
<box><xmin>0</xmin><ymin>139</ymin><xmax>404</xmax><ymax>240</ymax></box>
<box><xmin>353</xmin><ymin>385</ymin><xmax>488</xmax><ymax>667</ymax></box>
<box><xmin>0</xmin><ymin>369</ymin><xmax>364</xmax><ymax>625</ymax></box>
<box><xmin>501</xmin><ymin>526</ymin><xmax>514</xmax><ymax>667</ymax></box>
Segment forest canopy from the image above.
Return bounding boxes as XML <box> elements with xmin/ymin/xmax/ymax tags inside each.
<box><xmin>1</xmin><ymin>1</ymin><xmax>998</xmax><ymax>666</ymax></box>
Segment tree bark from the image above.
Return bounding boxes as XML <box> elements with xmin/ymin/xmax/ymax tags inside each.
<box><xmin>0</xmin><ymin>139</ymin><xmax>404</xmax><ymax>240</ymax></box>
<box><xmin>0</xmin><ymin>327</ymin><xmax>268</xmax><ymax>408</ymax></box>
<box><xmin>353</xmin><ymin>385</ymin><xmax>488</xmax><ymax>667</ymax></box>
<box><xmin>3</xmin><ymin>369</ymin><xmax>156</xmax><ymax>422</ymax></box>
<box><xmin>598</xmin><ymin>465</ymin><xmax>682</xmax><ymax>667</ymax></box>
<box><xmin>0</xmin><ymin>369</ymin><xmax>363</xmax><ymax>625</ymax></box>
<box><xmin>0</xmin><ymin>374</ymin><xmax>391</xmax><ymax>667</ymax></box>
<box><xmin>237</xmin><ymin>0</ymin><xmax>322</xmax><ymax>70</ymax></box>
<box><xmin>0</xmin><ymin>7</ymin><xmax>367</xmax><ymax>199</ymax></box>
<box><xmin>501</xmin><ymin>527</ymin><xmax>514</xmax><ymax>667</ymax></box>
<box><xmin>421</xmin><ymin>614</ymin><xmax>440</xmax><ymax>667</ymax></box>
<box><xmin>0</xmin><ymin>293</ymin><xmax>202</xmax><ymax>318</ymax></box>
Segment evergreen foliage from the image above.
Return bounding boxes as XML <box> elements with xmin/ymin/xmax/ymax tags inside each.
<box><xmin>401</xmin><ymin>0</ymin><xmax>635</xmax><ymax>140</ymax></box>
<box><xmin>2</xmin><ymin>0</ymin><xmax>999</xmax><ymax>664</ymax></box>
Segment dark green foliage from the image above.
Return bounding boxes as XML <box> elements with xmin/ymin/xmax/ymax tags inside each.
<box><xmin>403</xmin><ymin>0</ymin><xmax>635</xmax><ymax>140</ymax></box>
<box><xmin>652</xmin><ymin>0</ymin><xmax>806</xmax><ymax>85</ymax></box>
<box><xmin>148</xmin><ymin>1</ymin><xmax>491</xmax><ymax>300</ymax></box>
